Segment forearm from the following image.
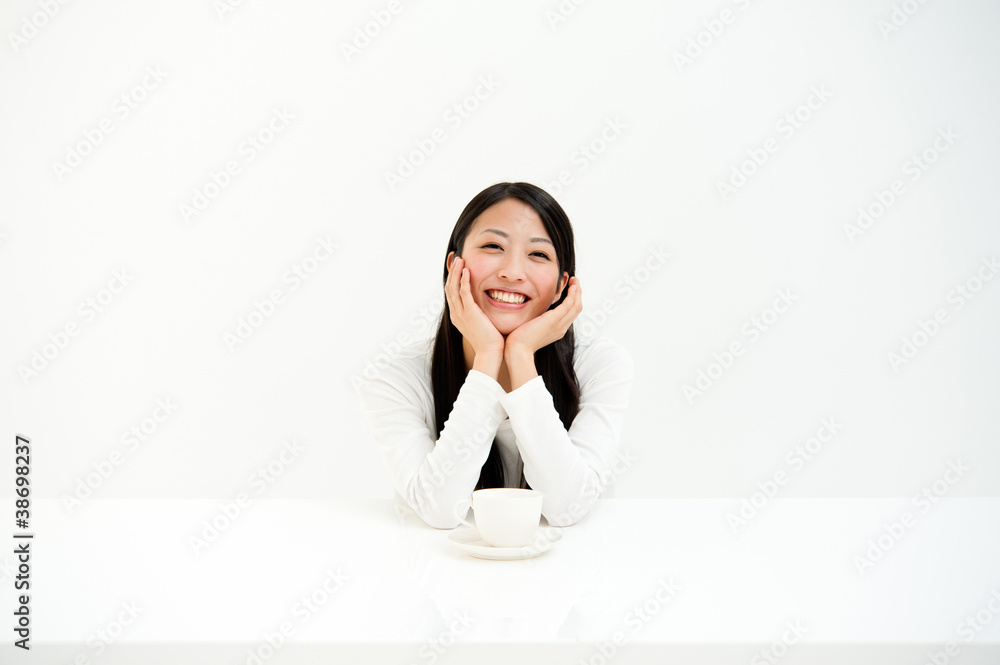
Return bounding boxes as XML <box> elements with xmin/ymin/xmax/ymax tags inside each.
<box><xmin>518</xmin><ymin>409</ymin><xmax>602</xmax><ymax>525</ymax></box>
<box><xmin>500</xmin><ymin>341</ymin><xmax>634</xmax><ymax>526</ymax></box>
<box><xmin>361</xmin><ymin>368</ymin><xmax>507</xmax><ymax>529</ymax></box>
<box><xmin>402</xmin><ymin>411</ymin><xmax>499</xmax><ymax>527</ymax></box>
<box><xmin>501</xmin><ymin>379</ymin><xmax>606</xmax><ymax>526</ymax></box>
<box><xmin>472</xmin><ymin>346</ymin><xmax>504</xmax><ymax>381</ymax></box>
<box><xmin>505</xmin><ymin>345</ymin><xmax>592</xmax><ymax>518</ymax></box>
<box><xmin>402</xmin><ymin>370</ymin><xmax>507</xmax><ymax>527</ymax></box>
<box><xmin>504</xmin><ymin>346</ymin><xmax>538</xmax><ymax>391</ymax></box>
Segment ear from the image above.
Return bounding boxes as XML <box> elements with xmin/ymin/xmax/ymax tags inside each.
<box><xmin>446</xmin><ymin>251</ymin><xmax>456</xmax><ymax>271</ymax></box>
<box><xmin>553</xmin><ymin>271</ymin><xmax>570</xmax><ymax>304</ymax></box>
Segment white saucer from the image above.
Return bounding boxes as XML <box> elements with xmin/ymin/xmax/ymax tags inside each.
<box><xmin>448</xmin><ymin>526</ymin><xmax>562</xmax><ymax>560</ymax></box>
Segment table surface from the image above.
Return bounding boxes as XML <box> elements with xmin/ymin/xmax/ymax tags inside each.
<box><xmin>21</xmin><ymin>497</ymin><xmax>1000</xmax><ymax>646</ymax></box>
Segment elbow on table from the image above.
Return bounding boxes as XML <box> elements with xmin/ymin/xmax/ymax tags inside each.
<box><xmin>399</xmin><ymin>483</ymin><xmax>465</xmax><ymax>529</ymax></box>
<box><xmin>542</xmin><ymin>499</ymin><xmax>594</xmax><ymax>527</ymax></box>
<box><xmin>540</xmin><ymin>475</ymin><xmax>604</xmax><ymax>526</ymax></box>
<box><xmin>408</xmin><ymin>499</ymin><xmax>464</xmax><ymax>530</ymax></box>
<box><xmin>544</xmin><ymin>512</ymin><xmax>581</xmax><ymax>527</ymax></box>
<box><xmin>422</xmin><ymin>513</ymin><xmax>462</xmax><ymax>530</ymax></box>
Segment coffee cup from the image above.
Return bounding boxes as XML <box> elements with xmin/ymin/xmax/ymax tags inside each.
<box><xmin>454</xmin><ymin>488</ymin><xmax>543</xmax><ymax>548</ymax></box>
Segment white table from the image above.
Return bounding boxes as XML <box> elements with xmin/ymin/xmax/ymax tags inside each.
<box><xmin>9</xmin><ymin>497</ymin><xmax>1000</xmax><ymax>664</ymax></box>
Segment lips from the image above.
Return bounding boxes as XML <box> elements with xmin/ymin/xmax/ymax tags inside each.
<box><xmin>486</xmin><ymin>289</ymin><xmax>530</xmax><ymax>305</ymax></box>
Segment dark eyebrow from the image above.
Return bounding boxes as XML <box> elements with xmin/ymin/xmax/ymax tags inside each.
<box><xmin>478</xmin><ymin>228</ymin><xmax>553</xmax><ymax>246</ymax></box>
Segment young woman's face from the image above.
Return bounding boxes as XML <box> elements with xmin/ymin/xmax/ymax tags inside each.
<box><xmin>450</xmin><ymin>198</ymin><xmax>569</xmax><ymax>336</ymax></box>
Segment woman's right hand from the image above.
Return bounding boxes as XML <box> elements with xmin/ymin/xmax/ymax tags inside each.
<box><xmin>445</xmin><ymin>254</ymin><xmax>504</xmax><ymax>370</ymax></box>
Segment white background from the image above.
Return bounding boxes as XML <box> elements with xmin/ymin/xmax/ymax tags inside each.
<box><xmin>2</xmin><ymin>0</ymin><xmax>998</xmax><ymax>511</ymax></box>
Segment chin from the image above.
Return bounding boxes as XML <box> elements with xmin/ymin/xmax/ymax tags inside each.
<box><xmin>478</xmin><ymin>294</ymin><xmax>550</xmax><ymax>335</ymax></box>
<box><xmin>488</xmin><ymin>318</ymin><xmax>520</xmax><ymax>336</ymax></box>
<box><xmin>486</xmin><ymin>311</ymin><xmax>531</xmax><ymax>336</ymax></box>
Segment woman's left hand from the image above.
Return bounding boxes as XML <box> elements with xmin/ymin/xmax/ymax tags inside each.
<box><xmin>504</xmin><ymin>277</ymin><xmax>583</xmax><ymax>357</ymax></box>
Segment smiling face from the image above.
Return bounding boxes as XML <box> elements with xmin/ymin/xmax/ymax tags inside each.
<box><xmin>448</xmin><ymin>198</ymin><xmax>569</xmax><ymax>336</ymax></box>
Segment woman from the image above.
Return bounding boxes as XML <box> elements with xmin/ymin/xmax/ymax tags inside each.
<box><xmin>360</xmin><ymin>182</ymin><xmax>633</xmax><ymax>529</ymax></box>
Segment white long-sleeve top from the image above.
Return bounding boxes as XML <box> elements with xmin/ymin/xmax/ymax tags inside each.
<box><xmin>358</xmin><ymin>334</ymin><xmax>634</xmax><ymax>528</ymax></box>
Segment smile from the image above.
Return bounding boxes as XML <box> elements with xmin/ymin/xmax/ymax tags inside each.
<box><xmin>486</xmin><ymin>289</ymin><xmax>529</xmax><ymax>305</ymax></box>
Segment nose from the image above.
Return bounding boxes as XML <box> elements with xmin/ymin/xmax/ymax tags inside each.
<box><xmin>497</xmin><ymin>251</ymin><xmax>526</xmax><ymax>282</ymax></box>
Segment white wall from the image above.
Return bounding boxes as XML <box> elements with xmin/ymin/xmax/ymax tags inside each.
<box><xmin>2</xmin><ymin>0</ymin><xmax>997</xmax><ymax>507</ymax></box>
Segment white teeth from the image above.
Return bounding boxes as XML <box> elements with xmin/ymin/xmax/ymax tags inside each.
<box><xmin>489</xmin><ymin>290</ymin><xmax>525</xmax><ymax>304</ymax></box>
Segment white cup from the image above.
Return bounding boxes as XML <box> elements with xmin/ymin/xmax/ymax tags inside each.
<box><xmin>454</xmin><ymin>488</ymin><xmax>543</xmax><ymax>548</ymax></box>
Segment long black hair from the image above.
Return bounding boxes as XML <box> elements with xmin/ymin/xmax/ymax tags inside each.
<box><xmin>430</xmin><ymin>182</ymin><xmax>581</xmax><ymax>490</ymax></box>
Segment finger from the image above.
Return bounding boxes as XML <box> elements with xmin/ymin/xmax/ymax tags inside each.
<box><xmin>567</xmin><ymin>279</ymin><xmax>582</xmax><ymax>307</ymax></box>
<box><xmin>445</xmin><ymin>259</ymin><xmax>463</xmax><ymax>314</ymax></box>
<box><xmin>561</xmin><ymin>277</ymin><xmax>579</xmax><ymax>302</ymax></box>
<box><xmin>557</xmin><ymin>302</ymin><xmax>581</xmax><ymax>328</ymax></box>
<box><xmin>553</xmin><ymin>288</ymin><xmax>583</xmax><ymax>324</ymax></box>
<box><xmin>459</xmin><ymin>267</ymin><xmax>476</xmax><ymax>307</ymax></box>
<box><xmin>555</xmin><ymin>281</ymin><xmax>580</xmax><ymax>310</ymax></box>
<box><xmin>568</xmin><ymin>284</ymin><xmax>583</xmax><ymax>316</ymax></box>
<box><xmin>450</xmin><ymin>265</ymin><xmax>469</xmax><ymax>316</ymax></box>
<box><xmin>445</xmin><ymin>260</ymin><xmax>455</xmax><ymax>301</ymax></box>
<box><xmin>446</xmin><ymin>258</ymin><xmax>457</xmax><ymax>296</ymax></box>
<box><xmin>448</xmin><ymin>257</ymin><xmax>463</xmax><ymax>296</ymax></box>
<box><xmin>445</xmin><ymin>276</ymin><xmax>457</xmax><ymax>311</ymax></box>
<box><xmin>568</xmin><ymin>276</ymin><xmax>580</xmax><ymax>297</ymax></box>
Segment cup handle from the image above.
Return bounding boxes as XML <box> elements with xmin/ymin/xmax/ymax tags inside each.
<box><xmin>453</xmin><ymin>498</ymin><xmax>477</xmax><ymax>531</ymax></box>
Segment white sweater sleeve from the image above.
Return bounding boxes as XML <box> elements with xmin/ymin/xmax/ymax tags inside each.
<box><xmin>359</xmin><ymin>360</ymin><xmax>507</xmax><ymax>529</ymax></box>
<box><xmin>499</xmin><ymin>338</ymin><xmax>634</xmax><ymax>526</ymax></box>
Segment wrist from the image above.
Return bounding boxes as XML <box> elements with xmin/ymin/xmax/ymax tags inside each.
<box><xmin>503</xmin><ymin>340</ymin><xmax>535</xmax><ymax>363</ymax></box>
<box><xmin>472</xmin><ymin>346</ymin><xmax>503</xmax><ymax>378</ymax></box>
<box><xmin>504</xmin><ymin>346</ymin><xmax>537</xmax><ymax>390</ymax></box>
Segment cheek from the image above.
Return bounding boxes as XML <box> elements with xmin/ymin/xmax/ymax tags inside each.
<box><xmin>464</xmin><ymin>268</ymin><xmax>489</xmax><ymax>304</ymax></box>
<box><xmin>466</xmin><ymin>267</ymin><xmax>484</xmax><ymax>293</ymax></box>
<box><xmin>464</xmin><ymin>257</ymin><xmax>499</xmax><ymax>297</ymax></box>
<box><xmin>535</xmin><ymin>271</ymin><xmax>560</xmax><ymax>303</ymax></box>
<box><xmin>462</xmin><ymin>256</ymin><xmax>486</xmax><ymax>282</ymax></box>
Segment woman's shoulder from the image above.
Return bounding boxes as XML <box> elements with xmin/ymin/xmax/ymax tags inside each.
<box><xmin>394</xmin><ymin>335</ymin><xmax>436</xmax><ymax>363</ymax></box>
<box><xmin>572</xmin><ymin>334</ymin><xmax>634</xmax><ymax>381</ymax></box>
<box><xmin>356</xmin><ymin>336</ymin><xmax>435</xmax><ymax>399</ymax></box>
